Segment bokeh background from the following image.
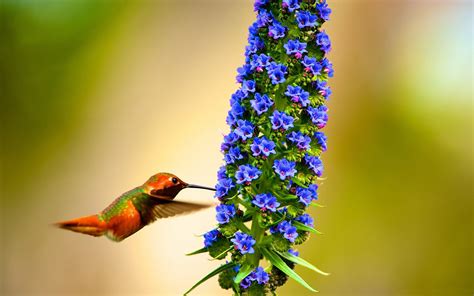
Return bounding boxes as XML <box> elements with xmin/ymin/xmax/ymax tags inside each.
<box><xmin>1</xmin><ymin>0</ymin><xmax>472</xmax><ymax>295</ymax></box>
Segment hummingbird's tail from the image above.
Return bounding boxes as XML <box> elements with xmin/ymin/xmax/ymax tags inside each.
<box><xmin>55</xmin><ymin>215</ymin><xmax>107</xmax><ymax>237</ymax></box>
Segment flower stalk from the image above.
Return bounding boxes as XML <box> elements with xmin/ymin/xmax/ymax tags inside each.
<box><xmin>186</xmin><ymin>0</ymin><xmax>332</xmax><ymax>294</ymax></box>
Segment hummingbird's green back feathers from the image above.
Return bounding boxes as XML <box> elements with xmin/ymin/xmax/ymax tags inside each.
<box><xmin>99</xmin><ymin>187</ymin><xmax>145</xmax><ymax>222</ymax></box>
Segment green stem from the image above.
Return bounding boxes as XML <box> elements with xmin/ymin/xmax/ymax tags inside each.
<box><xmin>249</xmin><ymin>212</ymin><xmax>265</xmax><ymax>268</ymax></box>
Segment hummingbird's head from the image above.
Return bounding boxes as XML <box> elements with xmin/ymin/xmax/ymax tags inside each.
<box><xmin>143</xmin><ymin>172</ymin><xmax>215</xmax><ymax>200</ymax></box>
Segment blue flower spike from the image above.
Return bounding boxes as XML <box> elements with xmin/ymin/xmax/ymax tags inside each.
<box><xmin>188</xmin><ymin>1</ymin><xmax>333</xmax><ymax>294</ymax></box>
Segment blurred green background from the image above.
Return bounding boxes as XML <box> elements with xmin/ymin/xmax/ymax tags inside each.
<box><xmin>1</xmin><ymin>0</ymin><xmax>472</xmax><ymax>295</ymax></box>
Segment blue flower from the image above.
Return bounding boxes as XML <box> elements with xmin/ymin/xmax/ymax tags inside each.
<box><xmin>287</xmin><ymin>131</ymin><xmax>311</xmax><ymax>150</ymax></box>
<box><xmin>240</xmin><ymin>275</ymin><xmax>254</xmax><ymax>289</ymax></box>
<box><xmin>250</xmin><ymin>93</ymin><xmax>274</xmax><ymax>115</ymax></box>
<box><xmin>316</xmin><ymin>31</ymin><xmax>331</xmax><ymax>53</ymax></box>
<box><xmin>282</xmin><ymin>0</ymin><xmax>300</xmax><ymax>12</ymax></box>
<box><xmin>250</xmin><ymin>137</ymin><xmax>263</xmax><ymax>156</ymax></box>
<box><xmin>221</xmin><ymin>132</ymin><xmax>240</xmax><ymax>151</ymax></box>
<box><xmin>308</xmin><ymin>183</ymin><xmax>319</xmax><ymax>199</ymax></box>
<box><xmin>231</xmin><ymin>231</ymin><xmax>256</xmax><ymax>254</ymax></box>
<box><xmin>254</xmin><ymin>0</ymin><xmax>269</xmax><ymax>11</ymax></box>
<box><xmin>203</xmin><ymin>229</ymin><xmax>220</xmax><ymax>247</ymax></box>
<box><xmin>277</xmin><ymin>220</ymin><xmax>291</xmax><ymax>233</ymax></box>
<box><xmin>217</xmin><ymin>166</ymin><xmax>227</xmax><ymax>180</ymax></box>
<box><xmin>248</xmin><ymin>22</ymin><xmax>259</xmax><ymax>36</ymax></box>
<box><xmin>268</xmin><ymin>21</ymin><xmax>286</xmax><ymax>39</ymax></box>
<box><xmin>268</xmin><ymin>69</ymin><xmax>286</xmax><ymax>84</ymax></box>
<box><xmin>246</xmin><ymin>34</ymin><xmax>264</xmax><ymax>56</ymax></box>
<box><xmin>314</xmin><ymin>131</ymin><xmax>327</xmax><ymax>151</ymax></box>
<box><xmin>283</xmin><ymin>225</ymin><xmax>298</xmax><ymax>242</ymax></box>
<box><xmin>321</xmin><ymin>57</ymin><xmax>334</xmax><ymax>77</ymax></box>
<box><xmin>270</xmin><ymin>110</ymin><xmax>294</xmax><ymax>130</ymax></box>
<box><xmin>307</xmin><ymin>105</ymin><xmax>328</xmax><ymax>128</ymax></box>
<box><xmin>226</xmin><ymin>111</ymin><xmax>238</xmax><ymax>127</ymax></box>
<box><xmin>316</xmin><ymin>0</ymin><xmax>331</xmax><ymax>21</ymax></box>
<box><xmin>235</xmin><ymin>164</ymin><xmax>262</xmax><ymax>184</ymax></box>
<box><xmin>251</xmin><ymin>136</ymin><xmax>276</xmax><ymax>157</ymax></box>
<box><xmin>256</xmin><ymin>9</ymin><xmax>272</xmax><ymax>27</ymax></box>
<box><xmin>240</xmin><ymin>268</ymin><xmax>269</xmax><ymax>288</ymax></box>
<box><xmin>296</xmin><ymin>11</ymin><xmax>317</xmax><ymax>28</ymax></box>
<box><xmin>230</xmin><ymin>89</ymin><xmax>246</xmax><ymax>106</ymax></box>
<box><xmin>216</xmin><ymin>204</ymin><xmax>236</xmax><ymax>224</ymax></box>
<box><xmin>252</xmin><ymin>193</ymin><xmax>280</xmax><ymax>212</ymax></box>
<box><xmin>284</xmin><ymin>85</ymin><xmax>310</xmax><ymax>107</ymax></box>
<box><xmin>284</xmin><ymin>39</ymin><xmax>307</xmax><ymax>59</ymax></box>
<box><xmin>301</xmin><ymin>56</ymin><xmax>322</xmax><ymax>76</ymax></box>
<box><xmin>261</xmin><ymin>137</ymin><xmax>276</xmax><ymax>156</ymax></box>
<box><xmin>235</xmin><ymin>120</ymin><xmax>254</xmax><ymax>141</ymax></box>
<box><xmin>224</xmin><ymin>146</ymin><xmax>245</xmax><ymax>164</ymax></box>
<box><xmin>277</xmin><ymin>220</ymin><xmax>298</xmax><ymax>242</ymax></box>
<box><xmin>245</xmin><ymin>42</ymin><xmax>259</xmax><ymax>57</ymax></box>
<box><xmin>288</xmin><ymin>248</ymin><xmax>300</xmax><ymax>256</ymax></box>
<box><xmin>250</xmin><ymin>53</ymin><xmax>271</xmax><ymax>72</ymax></box>
<box><xmin>304</xmin><ymin>154</ymin><xmax>324</xmax><ymax>176</ymax></box>
<box><xmin>281</xmin><ymin>113</ymin><xmax>294</xmax><ymax>130</ymax></box>
<box><xmin>266</xmin><ymin>62</ymin><xmax>287</xmax><ymax>84</ymax></box>
<box><xmin>273</xmin><ymin>158</ymin><xmax>297</xmax><ymax>180</ymax></box>
<box><xmin>315</xmin><ymin>80</ymin><xmax>332</xmax><ymax>99</ymax></box>
<box><xmin>242</xmin><ymin>80</ymin><xmax>256</xmax><ymax>95</ymax></box>
<box><xmin>236</xmin><ymin>64</ymin><xmax>252</xmax><ymax>83</ymax></box>
<box><xmin>230</xmin><ymin>102</ymin><xmax>245</xmax><ymax>118</ymax></box>
<box><xmin>296</xmin><ymin>187</ymin><xmax>313</xmax><ymax>206</ymax></box>
<box><xmin>215</xmin><ymin>178</ymin><xmax>235</xmax><ymax>198</ymax></box>
<box><xmin>253</xmin><ymin>266</ymin><xmax>269</xmax><ymax>284</ymax></box>
<box><xmin>296</xmin><ymin>213</ymin><xmax>314</xmax><ymax>227</ymax></box>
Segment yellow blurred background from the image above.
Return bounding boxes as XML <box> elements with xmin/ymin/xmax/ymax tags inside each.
<box><xmin>1</xmin><ymin>0</ymin><xmax>472</xmax><ymax>295</ymax></box>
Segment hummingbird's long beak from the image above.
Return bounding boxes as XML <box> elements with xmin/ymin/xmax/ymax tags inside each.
<box><xmin>186</xmin><ymin>184</ymin><xmax>216</xmax><ymax>191</ymax></box>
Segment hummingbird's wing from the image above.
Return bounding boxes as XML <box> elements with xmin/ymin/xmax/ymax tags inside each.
<box><xmin>142</xmin><ymin>199</ymin><xmax>213</xmax><ymax>224</ymax></box>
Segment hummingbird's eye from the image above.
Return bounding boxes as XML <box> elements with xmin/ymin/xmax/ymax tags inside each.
<box><xmin>171</xmin><ymin>177</ymin><xmax>178</xmax><ymax>184</ymax></box>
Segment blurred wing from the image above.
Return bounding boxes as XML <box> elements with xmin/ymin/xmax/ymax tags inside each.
<box><xmin>144</xmin><ymin>200</ymin><xmax>213</xmax><ymax>223</ymax></box>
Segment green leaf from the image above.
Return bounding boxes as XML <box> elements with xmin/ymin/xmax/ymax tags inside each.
<box><xmin>277</xmin><ymin>251</ymin><xmax>330</xmax><ymax>276</ymax></box>
<box><xmin>293</xmin><ymin>220</ymin><xmax>323</xmax><ymax>235</ymax></box>
<box><xmin>208</xmin><ymin>239</ymin><xmax>232</xmax><ymax>259</ymax></box>
<box><xmin>287</xmin><ymin>205</ymin><xmax>301</xmax><ymax>217</ymax></box>
<box><xmin>268</xmin><ymin>213</ymin><xmax>285</xmax><ymax>228</ymax></box>
<box><xmin>291</xmin><ymin>177</ymin><xmax>307</xmax><ymax>188</ymax></box>
<box><xmin>232</xmin><ymin>282</ymin><xmax>241</xmax><ymax>294</ymax></box>
<box><xmin>277</xmin><ymin>194</ymin><xmax>298</xmax><ymax>200</ymax></box>
<box><xmin>186</xmin><ymin>247</ymin><xmax>208</xmax><ymax>256</ymax></box>
<box><xmin>210</xmin><ymin>246</ymin><xmax>233</xmax><ymax>261</ymax></box>
<box><xmin>234</xmin><ymin>263</ymin><xmax>254</xmax><ymax>284</ymax></box>
<box><xmin>261</xmin><ymin>247</ymin><xmax>318</xmax><ymax>292</ymax></box>
<box><xmin>184</xmin><ymin>262</ymin><xmax>236</xmax><ymax>295</ymax></box>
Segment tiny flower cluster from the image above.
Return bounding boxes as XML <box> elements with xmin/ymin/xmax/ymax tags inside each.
<box><xmin>252</xmin><ymin>193</ymin><xmax>280</xmax><ymax>212</ymax></box>
<box><xmin>216</xmin><ymin>204</ymin><xmax>236</xmax><ymax>224</ymax></box>
<box><xmin>251</xmin><ymin>136</ymin><xmax>276</xmax><ymax>157</ymax></box>
<box><xmin>231</xmin><ymin>231</ymin><xmax>256</xmax><ymax>255</ymax></box>
<box><xmin>285</xmin><ymin>85</ymin><xmax>310</xmax><ymax>107</ymax></box>
<box><xmin>240</xmin><ymin>266</ymin><xmax>269</xmax><ymax>289</ymax></box>
<box><xmin>275</xmin><ymin>220</ymin><xmax>299</xmax><ymax>243</ymax></box>
<box><xmin>189</xmin><ymin>1</ymin><xmax>332</xmax><ymax>294</ymax></box>
<box><xmin>296</xmin><ymin>184</ymin><xmax>318</xmax><ymax>206</ymax></box>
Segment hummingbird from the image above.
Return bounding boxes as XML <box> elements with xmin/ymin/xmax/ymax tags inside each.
<box><xmin>55</xmin><ymin>173</ymin><xmax>215</xmax><ymax>242</ymax></box>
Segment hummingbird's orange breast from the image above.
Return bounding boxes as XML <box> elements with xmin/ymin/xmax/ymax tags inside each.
<box><xmin>105</xmin><ymin>200</ymin><xmax>143</xmax><ymax>241</ymax></box>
